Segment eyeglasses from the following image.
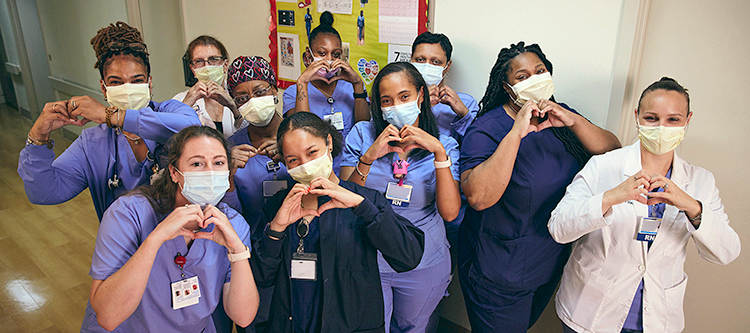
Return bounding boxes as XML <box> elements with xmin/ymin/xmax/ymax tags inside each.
<box><xmin>190</xmin><ymin>56</ymin><xmax>225</xmax><ymax>67</ymax></box>
<box><xmin>234</xmin><ymin>84</ymin><xmax>274</xmax><ymax>106</ymax></box>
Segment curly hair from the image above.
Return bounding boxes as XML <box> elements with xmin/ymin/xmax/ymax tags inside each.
<box><xmin>90</xmin><ymin>21</ymin><xmax>150</xmax><ymax>78</ymax></box>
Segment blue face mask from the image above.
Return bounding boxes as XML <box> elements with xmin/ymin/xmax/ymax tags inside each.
<box><xmin>381</xmin><ymin>98</ymin><xmax>421</xmax><ymax>129</ymax></box>
<box><xmin>177</xmin><ymin>169</ymin><xmax>230</xmax><ymax>207</ymax></box>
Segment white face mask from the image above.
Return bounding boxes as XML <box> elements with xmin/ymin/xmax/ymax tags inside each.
<box><xmin>312</xmin><ymin>56</ymin><xmax>333</xmax><ymax>65</ymax></box>
<box><xmin>105</xmin><ymin>82</ymin><xmax>151</xmax><ymax>110</ymax></box>
<box><xmin>412</xmin><ymin>62</ymin><xmax>445</xmax><ymax>86</ymax></box>
<box><xmin>177</xmin><ymin>169</ymin><xmax>230</xmax><ymax>207</ymax></box>
<box><xmin>509</xmin><ymin>72</ymin><xmax>555</xmax><ymax>106</ymax></box>
<box><xmin>287</xmin><ymin>151</ymin><xmax>333</xmax><ymax>186</ymax></box>
<box><xmin>381</xmin><ymin>98</ymin><xmax>421</xmax><ymax>129</ymax></box>
<box><xmin>637</xmin><ymin>124</ymin><xmax>686</xmax><ymax>155</ymax></box>
<box><xmin>194</xmin><ymin>64</ymin><xmax>225</xmax><ymax>85</ymax></box>
<box><xmin>239</xmin><ymin>95</ymin><xmax>277</xmax><ymax>127</ymax></box>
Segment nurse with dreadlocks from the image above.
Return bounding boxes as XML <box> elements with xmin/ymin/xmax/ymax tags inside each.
<box><xmin>457</xmin><ymin>41</ymin><xmax>621</xmax><ymax>332</ymax></box>
<box><xmin>18</xmin><ymin>21</ymin><xmax>199</xmax><ymax>221</ymax></box>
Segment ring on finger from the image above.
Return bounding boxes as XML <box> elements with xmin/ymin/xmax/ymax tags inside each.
<box><xmin>664</xmin><ymin>183</ymin><xmax>669</xmax><ymax>189</ymax></box>
<box><xmin>71</xmin><ymin>100</ymin><xmax>76</xmax><ymax>109</ymax></box>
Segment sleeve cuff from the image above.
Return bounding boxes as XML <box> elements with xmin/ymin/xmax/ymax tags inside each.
<box><xmin>122</xmin><ymin>108</ymin><xmax>140</xmax><ymax>133</ymax></box>
<box><xmin>352</xmin><ymin>196</ymin><xmax>379</xmax><ymax>222</ymax></box>
<box><xmin>590</xmin><ymin>192</ymin><xmax>613</xmax><ymax>226</ymax></box>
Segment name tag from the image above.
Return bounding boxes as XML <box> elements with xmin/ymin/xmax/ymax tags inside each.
<box><xmin>637</xmin><ymin>217</ymin><xmax>662</xmax><ymax>242</ymax></box>
<box><xmin>385</xmin><ymin>182</ymin><xmax>412</xmax><ymax>207</ymax></box>
<box><xmin>171</xmin><ymin>276</ymin><xmax>201</xmax><ymax>310</ymax></box>
<box><xmin>324</xmin><ymin>112</ymin><xmax>344</xmax><ymax>131</ymax></box>
<box><xmin>263</xmin><ymin>180</ymin><xmax>288</xmax><ymax>197</ymax></box>
<box><xmin>291</xmin><ymin>252</ymin><xmax>317</xmax><ymax>280</ymax></box>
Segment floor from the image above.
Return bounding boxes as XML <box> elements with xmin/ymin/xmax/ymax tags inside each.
<box><xmin>0</xmin><ymin>103</ymin><xmax>99</xmax><ymax>332</ymax></box>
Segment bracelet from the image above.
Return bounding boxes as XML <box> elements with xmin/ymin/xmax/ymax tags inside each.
<box><xmin>105</xmin><ymin>106</ymin><xmax>119</xmax><ymax>128</ymax></box>
<box><xmin>115</xmin><ymin>108</ymin><xmax>121</xmax><ymax>129</ymax></box>
<box><xmin>434</xmin><ymin>156</ymin><xmax>452</xmax><ymax>169</ymax></box>
<box><xmin>358</xmin><ymin>156</ymin><xmax>372</xmax><ymax>166</ymax></box>
<box><xmin>264</xmin><ymin>223</ymin><xmax>287</xmax><ymax>240</ymax></box>
<box><xmin>353</xmin><ymin>91</ymin><xmax>368</xmax><ymax>99</ymax></box>
<box><xmin>227</xmin><ymin>245</ymin><xmax>251</xmax><ymax>262</ymax></box>
<box><xmin>356</xmin><ymin>159</ymin><xmax>370</xmax><ymax>181</ymax></box>
<box><xmin>684</xmin><ymin>200</ymin><xmax>703</xmax><ymax>223</ymax></box>
<box><xmin>26</xmin><ymin>132</ymin><xmax>53</xmax><ymax>149</ymax></box>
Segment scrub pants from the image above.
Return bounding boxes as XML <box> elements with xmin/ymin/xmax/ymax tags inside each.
<box><xmin>381</xmin><ymin>257</ymin><xmax>451</xmax><ymax>333</ymax></box>
<box><xmin>458</xmin><ymin>264</ymin><xmax>559</xmax><ymax>333</ymax></box>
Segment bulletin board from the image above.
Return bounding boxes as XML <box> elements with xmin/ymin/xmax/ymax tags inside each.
<box><xmin>269</xmin><ymin>0</ymin><xmax>429</xmax><ymax>90</ymax></box>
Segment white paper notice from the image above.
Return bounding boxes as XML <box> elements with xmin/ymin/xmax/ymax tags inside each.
<box><xmin>277</xmin><ymin>33</ymin><xmax>301</xmax><ymax>81</ymax></box>
<box><xmin>318</xmin><ymin>0</ymin><xmax>352</xmax><ymax>15</ymax></box>
<box><xmin>387</xmin><ymin>44</ymin><xmax>412</xmax><ymax>63</ymax></box>
<box><xmin>379</xmin><ymin>0</ymin><xmax>419</xmax><ymax>45</ymax></box>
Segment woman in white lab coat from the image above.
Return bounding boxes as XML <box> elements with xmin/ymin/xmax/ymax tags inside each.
<box><xmin>548</xmin><ymin>77</ymin><xmax>740</xmax><ymax>333</ymax></box>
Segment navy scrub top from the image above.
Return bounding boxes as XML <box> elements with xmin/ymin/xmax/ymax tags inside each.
<box><xmin>458</xmin><ymin>103</ymin><xmax>582</xmax><ymax>290</ymax></box>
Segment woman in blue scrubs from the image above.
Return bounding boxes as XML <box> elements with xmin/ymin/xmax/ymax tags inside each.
<box><xmin>340</xmin><ymin>62</ymin><xmax>460</xmax><ymax>333</ymax></box>
<box><xmin>81</xmin><ymin>126</ymin><xmax>258</xmax><ymax>332</ymax></box>
<box><xmin>17</xmin><ymin>21</ymin><xmax>199</xmax><ymax>221</ymax></box>
<box><xmin>457</xmin><ymin>41</ymin><xmax>621</xmax><ymax>332</ymax></box>
<box><xmin>282</xmin><ymin>11</ymin><xmax>370</xmax><ymax>174</ymax></box>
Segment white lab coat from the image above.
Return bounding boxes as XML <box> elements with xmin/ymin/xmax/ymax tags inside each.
<box><xmin>548</xmin><ymin>142</ymin><xmax>740</xmax><ymax>333</ymax></box>
<box><xmin>172</xmin><ymin>90</ymin><xmax>247</xmax><ymax>138</ymax></box>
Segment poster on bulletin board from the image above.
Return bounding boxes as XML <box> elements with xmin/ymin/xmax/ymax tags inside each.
<box><xmin>269</xmin><ymin>0</ymin><xmax>429</xmax><ymax>90</ymax></box>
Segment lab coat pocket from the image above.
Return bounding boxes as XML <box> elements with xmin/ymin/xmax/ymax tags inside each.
<box><xmin>558</xmin><ymin>257</ymin><xmax>614</xmax><ymax>330</ymax></box>
<box><xmin>475</xmin><ymin>232</ymin><xmax>526</xmax><ymax>289</ymax></box>
<box><xmin>664</xmin><ymin>273</ymin><xmax>688</xmax><ymax>332</ymax></box>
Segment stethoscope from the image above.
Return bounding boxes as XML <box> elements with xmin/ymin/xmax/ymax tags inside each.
<box><xmin>108</xmin><ymin>130</ymin><xmax>155</xmax><ymax>190</ymax></box>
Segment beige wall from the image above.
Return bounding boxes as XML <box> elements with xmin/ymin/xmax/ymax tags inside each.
<box><xmin>629</xmin><ymin>0</ymin><xmax>750</xmax><ymax>331</ymax></box>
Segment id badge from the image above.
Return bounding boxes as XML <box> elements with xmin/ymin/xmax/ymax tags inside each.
<box><xmin>171</xmin><ymin>278</ymin><xmax>200</xmax><ymax>310</ymax></box>
<box><xmin>324</xmin><ymin>112</ymin><xmax>345</xmax><ymax>131</ymax></box>
<box><xmin>291</xmin><ymin>252</ymin><xmax>318</xmax><ymax>280</ymax></box>
<box><xmin>637</xmin><ymin>217</ymin><xmax>662</xmax><ymax>242</ymax></box>
<box><xmin>385</xmin><ymin>182</ymin><xmax>412</xmax><ymax>207</ymax></box>
<box><xmin>263</xmin><ymin>180</ymin><xmax>288</xmax><ymax>197</ymax></box>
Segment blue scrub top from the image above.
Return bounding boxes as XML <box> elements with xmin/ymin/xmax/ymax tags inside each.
<box><xmin>17</xmin><ymin>100</ymin><xmax>200</xmax><ymax>220</ymax></box>
<box><xmin>342</xmin><ymin>121</ymin><xmax>459</xmax><ymax>272</ymax></box>
<box><xmin>283</xmin><ymin>81</ymin><xmax>358</xmax><ymax>175</ymax></box>
<box><xmin>458</xmin><ymin>104</ymin><xmax>581</xmax><ymax>290</ymax></box>
<box><xmin>226</xmin><ymin>129</ymin><xmax>293</xmax><ymax>232</ymax></box>
<box><xmin>80</xmin><ymin>194</ymin><xmax>251</xmax><ymax>333</ymax></box>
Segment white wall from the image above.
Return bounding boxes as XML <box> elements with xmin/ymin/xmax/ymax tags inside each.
<box><xmin>433</xmin><ymin>0</ymin><xmax>630</xmax><ymax>129</ymax></box>
<box><xmin>180</xmin><ymin>0</ymin><xmax>271</xmax><ymax>63</ymax></box>
<box><xmin>140</xmin><ymin>0</ymin><xmax>186</xmax><ymax>101</ymax></box>
<box><xmin>630</xmin><ymin>0</ymin><xmax>750</xmax><ymax>331</ymax></box>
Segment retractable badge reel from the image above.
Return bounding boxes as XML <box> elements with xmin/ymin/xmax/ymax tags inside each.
<box><xmin>291</xmin><ymin>218</ymin><xmax>317</xmax><ymax>280</ymax></box>
<box><xmin>171</xmin><ymin>252</ymin><xmax>202</xmax><ymax>310</ymax></box>
<box><xmin>323</xmin><ymin>96</ymin><xmax>344</xmax><ymax>131</ymax></box>
<box><xmin>385</xmin><ymin>159</ymin><xmax>412</xmax><ymax>207</ymax></box>
<box><xmin>263</xmin><ymin>161</ymin><xmax>288</xmax><ymax>197</ymax></box>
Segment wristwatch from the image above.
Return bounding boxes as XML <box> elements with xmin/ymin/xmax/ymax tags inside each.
<box><xmin>227</xmin><ymin>245</ymin><xmax>251</xmax><ymax>262</ymax></box>
<box><xmin>353</xmin><ymin>91</ymin><xmax>368</xmax><ymax>99</ymax></box>
<box><xmin>264</xmin><ymin>223</ymin><xmax>287</xmax><ymax>240</ymax></box>
<box><xmin>434</xmin><ymin>156</ymin><xmax>452</xmax><ymax>169</ymax></box>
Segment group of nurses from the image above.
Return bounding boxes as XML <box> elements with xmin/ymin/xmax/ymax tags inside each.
<box><xmin>18</xmin><ymin>21</ymin><xmax>200</xmax><ymax>221</ymax></box>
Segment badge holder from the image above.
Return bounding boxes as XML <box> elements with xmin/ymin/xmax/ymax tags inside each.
<box><xmin>323</xmin><ymin>96</ymin><xmax>345</xmax><ymax>131</ymax></box>
<box><xmin>637</xmin><ymin>217</ymin><xmax>662</xmax><ymax>242</ymax></box>
<box><xmin>171</xmin><ymin>252</ymin><xmax>201</xmax><ymax>310</ymax></box>
<box><xmin>263</xmin><ymin>161</ymin><xmax>288</xmax><ymax>197</ymax></box>
<box><xmin>291</xmin><ymin>218</ymin><xmax>317</xmax><ymax>281</ymax></box>
<box><xmin>385</xmin><ymin>159</ymin><xmax>412</xmax><ymax>207</ymax></box>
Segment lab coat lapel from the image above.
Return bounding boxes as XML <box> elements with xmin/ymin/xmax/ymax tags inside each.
<box><xmin>623</xmin><ymin>144</ymin><xmax>649</xmax><ymax>262</ymax></box>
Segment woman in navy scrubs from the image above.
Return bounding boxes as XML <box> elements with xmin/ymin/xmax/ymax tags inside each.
<box><xmin>457</xmin><ymin>41</ymin><xmax>621</xmax><ymax>332</ymax></box>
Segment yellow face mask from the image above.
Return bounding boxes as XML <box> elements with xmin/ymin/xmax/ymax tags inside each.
<box><xmin>194</xmin><ymin>65</ymin><xmax>225</xmax><ymax>85</ymax></box>
<box><xmin>637</xmin><ymin>124</ymin><xmax>686</xmax><ymax>155</ymax></box>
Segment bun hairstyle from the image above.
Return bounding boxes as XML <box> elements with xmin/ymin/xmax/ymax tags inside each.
<box><xmin>276</xmin><ymin>112</ymin><xmax>343</xmax><ymax>159</ymax></box>
<box><xmin>90</xmin><ymin>21</ymin><xmax>150</xmax><ymax>79</ymax></box>
<box><xmin>308</xmin><ymin>11</ymin><xmax>341</xmax><ymax>45</ymax></box>
<box><xmin>637</xmin><ymin>77</ymin><xmax>690</xmax><ymax>112</ymax></box>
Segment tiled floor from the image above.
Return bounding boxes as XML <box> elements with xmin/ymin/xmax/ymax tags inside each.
<box><xmin>0</xmin><ymin>104</ymin><xmax>99</xmax><ymax>332</ymax></box>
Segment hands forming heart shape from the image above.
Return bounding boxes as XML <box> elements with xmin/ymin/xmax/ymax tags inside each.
<box><xmin>603</xmin><ymin>170</ymin><xmax>701</xmax><ymax>219</ymax></box>
<box><xmin>156</xmin><ymin>204</ymin><xmax>245</xmax><ymax>253</ymax></box>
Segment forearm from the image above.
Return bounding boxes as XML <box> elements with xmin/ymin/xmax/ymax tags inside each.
<box><xmin>90</xmin><ymin>235</ymin><xmax>162</xmax><ymax>330</ymax></box>
<box><xmin>289</xmin><ymin>83</ymin><xmax>310</xmax><ymax>114</ymax></box>
<box><xmin>342</xmin><ymin>165</ymin><xmax>366</xmax><ymax>186</ymax></box>
<box><xmin>435</xmin><ymin>170</ymin><xmax>460</xmax><ymax>221</ymax></box>
<box><xmin>462</xmin><ymin>134</ymin><xmax>521</xmax><ymax>210</ymax></box>
<box><xmin>223</xmin><ymin>260</ymin><xmax>259</xmax><ymax>327</ymax></box>
<box><xmin>352</xmin><ymin>82</ymin><xmax>370</xmax><ymax>122</ymax></box>
<box><xmin>122</xmin><ymin>102</ymin><xmax>201</xmax><ymax>143</ymax></box>
<box><xmin>569</xmin><ymin>114</ymin><xmax>621</xmax><ymax>154</ymax></box>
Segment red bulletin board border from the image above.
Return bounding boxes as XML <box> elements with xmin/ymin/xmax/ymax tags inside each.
<box><xmin>269</xmin><ymin>0</ymin><xmax>429</xmax><ymax>90</ymax></box>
